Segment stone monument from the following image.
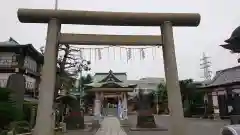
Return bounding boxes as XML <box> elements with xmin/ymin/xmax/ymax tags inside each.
<box><xmin>136</xmin><ymin>89</ymin><xmax>156</xmax><ymax>128</ymax></box>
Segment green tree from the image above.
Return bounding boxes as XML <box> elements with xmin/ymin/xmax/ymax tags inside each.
<box><xmin>40</xmin><ymin>45</ymin><xmax>91</xmax><ymax>95</ymax></box>
<box><xmin>154</xmin><ymin>79</ymin><xmax>204</xmax><ymax>116</ymax></box>
<box><xmin>81</xmin><ymin>74</ymin><xmax>94</xmax><ymax>107</ymax></box>
<box><xmin>80</xmin><ymin>74</ymin><xmax>93</xmax><ymax>89</ymax></box>
<box><xmin>0</xmin><ymin>88</ymin><xmax>22</xmax><ymax>131</ymax></box>
<box><xmin>179</xmin><ymin>79</ymin><xmax>204</xmax><ymax>116</ymax></box>
<box><xmin>179</xmin><ymin>79</ymin><xmax>195</xmax><ymax>102</ymax></box>
<box><xmin>156</xmin><ymin>83</ymin><xmax>168</xmax><ymax>104</ymax></box>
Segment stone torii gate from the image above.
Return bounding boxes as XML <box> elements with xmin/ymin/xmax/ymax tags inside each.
<box><xmin>17</xmin><ymin>9</ymin><xmax>200</xmax><ymax>135</ymax></box>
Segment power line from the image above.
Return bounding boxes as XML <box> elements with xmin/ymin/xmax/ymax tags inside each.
<box><xmin>200</xmin><ymin>52</ymin><xmax>212</xmax><ymax>81</ymax></box>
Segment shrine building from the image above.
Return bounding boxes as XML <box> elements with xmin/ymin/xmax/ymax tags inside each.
<box><xmin>85</xmin><ymin>70</ymin><xmax>137</xmax><ymax>115</ymax></box>
<box><xmin>85</xmin><ymin>70</ymin><xmax>164</xmax><ymax>114</ymax></box>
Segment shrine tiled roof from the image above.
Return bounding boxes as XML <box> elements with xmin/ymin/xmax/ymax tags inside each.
<box><xmin>99</xmin><ymin>70</ymin><xmax>122</xmax><ymax>83</ymax></box>
<box><xmin>202</xmin><ymin>66</ymin><xmax>240</xmax><ymax>88</ymax></box>
<box><xmin>84</xmin><ymin>81</ymin><xmax>137</xmax><ymax>88</ymax></box>
<box><xmin>85</xmin><ymin>70</ymin><xmax>137</xmax><ymax>88</ymax></box>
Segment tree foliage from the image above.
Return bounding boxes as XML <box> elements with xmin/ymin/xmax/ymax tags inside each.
<box><xmin>81</xmin><ymin>74</ymin><xmax>93</xmax><ymax>88</ymax></box>
<box><xmin>40</xmin><ymin>44</ymin><xmax>91</xmax><ymax>93</ymax></box>
<box><xmin>155</xmin><ymin>83</ymin><xmax>168</xmax><ymax>104</ymax></box>
<box><xmin>81</xmin><ymin>74</ymin><xmax>94</xmax><ymax>105</ymax></box>
<box><xmin>179</xmin><ymin>79</ymin><xmax>195</xmax><ymax>101</ymax></box>
<box><xmin>154</xmin><ymin>79</ymin><xmax>205</xmax><ymax>115</ymax></box>
<box><xmin>0</xmin><ymin>88</ymin><xmax>23</xmax><ymax>131</ymax></box>
<box><xmin>179</xmin><ymin>79</ymin><xmax>204</xmax><ymax>103</ymax></box>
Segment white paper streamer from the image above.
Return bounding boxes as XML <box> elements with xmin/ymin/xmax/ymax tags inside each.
<box><xmin>120</xmin><ymin>47</ymin><xmax>122</xmax><ymax>60</ymax></box>
<box><xmin>107</xmin><ymin>47</ymin><xmax>110</xmax><ymax>60</ymax></box>
<box><xmin>94</xmin><ymin>48</ymin><xmax>97</xmax><ymax>61</ymax></box>
<box><xmin>79</xmin><ymin>48</ymin><xmax>83</xmax><ymax>59</ymax></box>
<box><xmin>127</xmin><ymin>48</ymin><xmax>132</xmax><ymax>62</ymax></box>
<box><xmin>98</xmin><ymin>48</ymin><xmax>102</xmax><ymax>60</ymax></box>
<box><xmin>140</xmin><ymin>48</ymin><xmax>145</xmax><ymax>60</ymax></box>
<box><xmin>89</xmin><ymin>48</ymin><xmax>92</xmax><ymax>61</ymax></box>
<box><xmin>152</xmin><ymin>47</ymin><xmax>156</xmax><ymax>60</ymax></box>
<box><xmin>113</xmin><ymin>46</ymin><xmax>116</xmax><ymax>60</ymax></box>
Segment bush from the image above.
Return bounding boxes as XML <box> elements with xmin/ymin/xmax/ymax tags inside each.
<box><xmin>0</xmin><ymin>88</ymin><xmax>23</xmax><ymax>131</ymax></box>
<box><xmin>9</xmin><ymin>121</ymin><xmax>31</xmax><ymax>134</ymax></box>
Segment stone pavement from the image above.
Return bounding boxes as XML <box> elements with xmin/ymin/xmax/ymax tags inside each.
<box><xmin>64</xmin><ymin>115</ymin><xmax>229</xmax><ymax>135</ymax></box>
<box><xmin>127</xmin><ymin>115</ymin><xmax>229</xmax><ymax>135</ymax></box>
<box><xmin>95</xmin><ymin>117</ymin><xmax>127</xmax><ymax>135</ymax></box>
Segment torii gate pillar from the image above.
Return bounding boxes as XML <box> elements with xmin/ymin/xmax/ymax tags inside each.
<box><xmin>34</xmin><ymin>19</ymin><xmax>61</xmax><ymax>135</ymax></box>
<box><xmin>161</xmin><ymin>21</ymin><xmax>185</xmax><ymax>135</ymax></box>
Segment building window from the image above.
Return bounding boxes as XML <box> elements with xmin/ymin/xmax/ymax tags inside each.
<box><xmin>0</xmin><ymin>53</ymin><xmax>18</xmax><ymax>67</ymax></box>
<box><xmin>24</xmin><ymin>56</ymin><xmax>37</xmax><ymax>72</ymax></box>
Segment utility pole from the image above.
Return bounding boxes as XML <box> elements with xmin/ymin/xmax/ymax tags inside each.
<box><xmin>200</xmin><ymin>52</ymin><xmax>212</xmax><ymax>81</ymax></box>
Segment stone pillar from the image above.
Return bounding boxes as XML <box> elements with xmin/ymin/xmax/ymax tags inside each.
<box><xmin>33</xmin><ymin>19</ymin><xmax>61</xmax><ymax>135</ymax></box>
<box><xmin>207</xmin><ymin>93</ymin><xmax>214</xmax><ymax>115</ymax></box>
<box><xmin>123</xmin><ymin>92</ymin><xmax>128</xmax><ymax>119</ymax></box>
<box><xmin>100</xmin><ymin>92</ymin><xmax>104</xmax><ymax>116</ymax></box>
<box><xmin>118</xmin><ymin>95</ymin><xmax>122</xmax><ymax>119</ymax></box>
<box><xmin>94</xmin><ymin>92</ymin><xmax>101</xmax><ymax>120</ymax></box>
<box><xmin>161</xmin><ymin>21</ymin><xmax>185</xmax><ymax>135</ymax></box>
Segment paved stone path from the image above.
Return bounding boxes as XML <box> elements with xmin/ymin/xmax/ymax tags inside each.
<box><xmin>95</xmin><ymin>117</ymin><xmax>127</xmax><ymax>135</ymax></box>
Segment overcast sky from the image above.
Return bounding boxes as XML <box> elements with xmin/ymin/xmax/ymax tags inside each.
<box><xmin>0</xmin><ymin>0</ymin><xmax>239</xmax><ymax>80</ymax></box>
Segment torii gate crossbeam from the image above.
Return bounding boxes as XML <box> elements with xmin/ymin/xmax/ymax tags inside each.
<box><xmin>59</xmin><ymin>33</ymin><xmax>162</xmax><ymax>45</ymax></box>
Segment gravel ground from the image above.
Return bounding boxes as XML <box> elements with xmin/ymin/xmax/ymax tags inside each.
<box><xmin>126</xmin><ymin>115</ymin><xmax>229</xmax><ymax>135</ymax></box>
